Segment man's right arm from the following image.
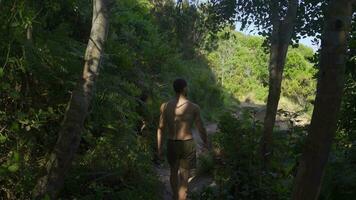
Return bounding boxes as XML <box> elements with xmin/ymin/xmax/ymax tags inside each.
<box><xmin>194</xmin><ymin>106</ymin><xmax>208</xmax><ymax>149</ymax></box>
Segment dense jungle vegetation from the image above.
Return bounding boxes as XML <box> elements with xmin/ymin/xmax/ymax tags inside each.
<box><xmin>0</xmin><ymin>0</ymin><xmax>355</xmax><ymax>199</ymax></box>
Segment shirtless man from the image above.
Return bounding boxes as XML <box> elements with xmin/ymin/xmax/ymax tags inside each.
<box><xmin>157</xmin><ymin>78</ymin><xmax>208</xmax><ymax>200</ymax></box>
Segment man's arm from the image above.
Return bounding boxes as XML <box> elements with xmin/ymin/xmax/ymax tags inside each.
<box><xmin>157</xmin><ymin>103</ymin><xmax>166</xmax><ymax>159</ymax></box>
<box><xmin>194</xmin><ymin>106</ymin><xmax>208</xmax><ymax>149</ymax></box>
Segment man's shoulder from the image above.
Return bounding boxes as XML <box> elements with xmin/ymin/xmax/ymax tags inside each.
<box><xmin>160</xmin><ymin>102</ymin><xmax>169</xmax><ymax>112</ymax></box>
<box><xmin>188</xmin><ymin>101</ymin><xmax>200</xmax><ymax>111</ymax></box>
<box><xmin>162</xmin><ymin>99</ymin><xmax>175</xmax><ymax>107</ymax></box>
<box><xmin>160</xmin><ymin>100</ymin><xmax>177</xmax><ymax>111</ymax></box>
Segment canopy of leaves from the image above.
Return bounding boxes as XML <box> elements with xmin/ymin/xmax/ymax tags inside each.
<box><xmin>235</xmin><ymin>0</ymin><xmax>326</xmax><ymax>45</ymax></box>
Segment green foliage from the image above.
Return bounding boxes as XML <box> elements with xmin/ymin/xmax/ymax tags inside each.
<box><xmin>197</xmin><ymin>152</ymin><xmax>215</xmax><ymax>175</ymax></box>
<box><xmin>0</xmin><ymin>1</ymin><xmax>86</xmax><ymax>198</ymax></box>
<box><xmin>0</xmin><ymin>0</ymin><xmax>353</xmax><ymax>199</ymax></box>
<box><xmin>282</xmin><ymin>48</ymin><xmax>316</xmax><ymax>110</ymax></box>
<box><xmin>202</xmin><ymin>112</ymin><xmax>308</xmax><ymax>200</ymax></box>
<box><xmin>63</xmin><ymin>134</ymin><xmax>159</xmax><ymax>199</ymax></box>
<box><xmin>0</xmin><ymin>0</ymin><xmax>226</xmax><ymax>198</ymax></box>
<box><xmin>207</xmin><ymin>30</ymin><xmax>316</xmax><ymax>112</ymax></box>
<box><xmin>207</xmin><ymin>31</ymin><xmax>268</xmax><ymax>102</ymax></box>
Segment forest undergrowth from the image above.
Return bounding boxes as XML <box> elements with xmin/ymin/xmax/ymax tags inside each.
<box><xmin>0</xmin><ymin>0</ymin><xmax>355</xmax><ymax>199</ymax></box>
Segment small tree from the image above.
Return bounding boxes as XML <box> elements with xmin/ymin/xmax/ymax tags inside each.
<box><xmin>236</xmin><ymin>0</ymin><xmax>299</xmax><ymax>163</ymax></box>
<box><xmin>33</xmin><ymin>0</ymin><xmax>110</xmax><ymax>198</ymax></box>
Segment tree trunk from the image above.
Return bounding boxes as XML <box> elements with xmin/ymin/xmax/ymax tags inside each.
<box><xmin>33</xmin><ymin>0</ymin><xmax>109</xmax><ymax>199</ymax></box>
<box><xmin>292</xmin><ymin>1</ymin><xmax>353</xmax><ymax>199</ymax></box>
<box><xmin>261</xmin><ymin>0</ymin><xmax>298</xmax><ymax>163</ymax></box>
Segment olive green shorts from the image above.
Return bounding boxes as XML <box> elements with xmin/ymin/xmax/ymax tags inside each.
<box><xmin>167</xmin><ymin>139</ymin><xmax>196</xmax><ymax>169</ymax></box>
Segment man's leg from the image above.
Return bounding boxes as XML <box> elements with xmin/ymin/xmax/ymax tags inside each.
<box><xmin>170</xmin><ymin>164</ymin><xmax>179</xmax><ymax>200</ymax></box>
<box><xmin>178</xmin><ymin>167</ymin><xmax>189</xmax><ymax>200</ymax></box>
<box><xmin>177</xmin><ymin>139</ymin><xmax>196</xmax><ymax>200</ymax></box>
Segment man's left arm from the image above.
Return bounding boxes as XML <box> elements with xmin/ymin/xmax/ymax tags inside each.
<box><xmin>157</xmin><ymin>103</ymin><xmax>166</xmax><ymax>159</ymax></box>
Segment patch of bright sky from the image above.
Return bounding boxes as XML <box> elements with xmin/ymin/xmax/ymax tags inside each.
<box><xmin>235</xmin><ymin>22</ymin><xmax>320</xmax><ymax>52</ymax></box>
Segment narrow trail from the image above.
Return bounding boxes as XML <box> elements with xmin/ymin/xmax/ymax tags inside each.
<box><xmin>155</xmin><ymin>123</ymin><xmax>218</xmax><ymax>200</ymax></box>
<box><xmin>155</xmin><ymin>105</ymin><xmax>309</xmax><ymax>199</ymax></box>
<box><xmin>238</xmin><ymin>102</ymin><xmax>310</xmax><ymax>130</ymax></box>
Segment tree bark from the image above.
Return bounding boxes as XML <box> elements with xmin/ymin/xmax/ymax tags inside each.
<box><xmin>261</xmin><ymin>0</ymin><xmax>298</xmax><ymax>163</ymax></box>
<box><xmin>292</xmin><ymin>1</ymin><xmax>353</xmax><ymax>199</ymax></box>
<box><xmin>32</xmin><ymin>0</ymin><xmax>109</xmax><ymax>199</ymax></box>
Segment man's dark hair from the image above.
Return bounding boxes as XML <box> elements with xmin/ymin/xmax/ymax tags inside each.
<box><xmin>173</xmin><ymin>78</ymin><xmax>187</xmax><ymax>93</ymax></box>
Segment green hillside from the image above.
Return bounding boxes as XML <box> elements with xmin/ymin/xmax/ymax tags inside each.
<box><xmin>206</xmin><ymin>31</ymin><xmax>316</xmax><ymax>114</ymax></box>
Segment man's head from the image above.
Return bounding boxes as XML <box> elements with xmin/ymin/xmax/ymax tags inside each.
<box><xmin>173</xmin><ymin>78</ymin><xmax>187</xmax><ymax>95</ymax></box>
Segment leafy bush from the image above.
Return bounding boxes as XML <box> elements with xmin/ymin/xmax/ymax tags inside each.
<box><xmin>197</xmin><ymin>152</ymin><xmax>215</xmax><ymax>175</ymax></box>
<box><xmin>205</xmin><ymin>112</ymin><xmax>308</xmax><ymax>200</ymax></box>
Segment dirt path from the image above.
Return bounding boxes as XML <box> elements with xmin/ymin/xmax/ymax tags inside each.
<box><xmin>155</xmin><ymin>104</ymin><xmax>310</xmax><ymax>199</ymax></box>
<box><xmin>238</xmin><ymin>102</ymin><xmax>310</xmax><ymax>130</ymax></box>
<box><xmin>155</xmin><ymin>123</ymin><xmax>218</xmax><ymax>200</ymax></box>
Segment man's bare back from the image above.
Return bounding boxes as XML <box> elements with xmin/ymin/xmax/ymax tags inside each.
<box><xmin>161</xmin><ymin>99</ymin><xmax>201</xmax><ymax>140</ymax></box>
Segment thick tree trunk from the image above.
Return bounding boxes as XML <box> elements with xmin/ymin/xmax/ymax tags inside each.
<box><xmin>261</xmin><ymin>0</ymin><xmax>298</xmax><ymax>163</ymax></box>
<box><xmin>292</xmin><ymin>1</ymin><xmax>353</xmax><ymax>199</ymax></box>
<box><xmin>33</xmin><ymin>0</ymin><xmax>109</xmax><ymax>199</ymax></box>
